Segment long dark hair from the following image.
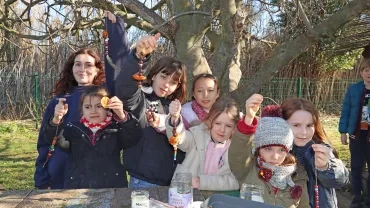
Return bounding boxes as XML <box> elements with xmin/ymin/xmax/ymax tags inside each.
<box><xmin>53</xmin><ymin>48</ymin><xmax>105</xmax><ymax>95</ymax></box>
<box><xmin>142</xmin><ymin>57</ymin><xmax>187</xmax><ymax>103</ymax></box>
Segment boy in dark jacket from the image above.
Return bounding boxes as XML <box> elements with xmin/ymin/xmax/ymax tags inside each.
<box><xmin>339</xmin><ymin>58</ymin><xmax>370</xmax><ymax>207</ymax></box>
<box><xmin>44</xmin><ymin>86</ymin><xmax>141</xmax><ymax>188</ymax></box>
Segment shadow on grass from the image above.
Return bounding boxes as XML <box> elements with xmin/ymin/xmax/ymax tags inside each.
<box><xmin>0</xmin><ymin>138</ymin><xmax>10</xmax><ymax>154</ymax></box>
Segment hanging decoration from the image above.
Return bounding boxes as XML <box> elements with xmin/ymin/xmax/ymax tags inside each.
<box><xmin>210</xmin><ymin>9</ymin><xmax>222</xmax><ymax>35</ymax></box>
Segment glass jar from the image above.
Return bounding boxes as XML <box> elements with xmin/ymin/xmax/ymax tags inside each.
<box><xmin>240</xmin><ymin>183</ymin><xmax>264</xmax><ymax>203</ymax></box>
<box><xmin>168</xmin><ymin>172</ymin><xmax>193</xmax><ymax>208</ymax></box>
<box><xmin>131</xmin><ymin>190</ymin><xmax>149</xmax><ymax>208</ymax></box>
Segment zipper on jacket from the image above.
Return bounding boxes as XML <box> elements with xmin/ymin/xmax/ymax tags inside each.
<box><xmin>69</xmin><ymin>122</ymin><xmax>109</xmax><ymax>145</ymax></box>
<box><xmin>273</xmin><ymin>187</ymin><xmax>278</xmax><ymax>205</ymax></box>
<box><xmin>68</xmin><ymin>123</ymin><xmax>93</xmax><ymax>145</ymax></box>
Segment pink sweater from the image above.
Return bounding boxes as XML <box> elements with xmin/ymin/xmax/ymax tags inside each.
<box><xmin>203</xmin><ymin>139</ymin><xmax>231</xmax><ymax>175</ymax></box>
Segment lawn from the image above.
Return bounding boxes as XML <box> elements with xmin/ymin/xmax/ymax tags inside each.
<box><xmin>0</xmin><ymin>120</ymin><xmax>38</xmax><ymax>190</ymax></box>
<box><xmin>0</xmin><ymin>115</ymin><xmax>350</xmax><ymax>190</ymax></box>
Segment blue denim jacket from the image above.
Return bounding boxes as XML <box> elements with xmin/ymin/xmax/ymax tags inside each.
<box><xmin>293</xmin><ymin>141</ymin><xmax>349</xmax><ymax>208</ymax></box>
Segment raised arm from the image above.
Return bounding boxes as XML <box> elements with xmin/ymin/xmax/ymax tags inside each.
<box><xmin>104</xmin><ymin>95</ymin><xmax>142</xmax><ymax>149</ymax></box>
<box><xmin>165</xmin><ymin>115</ymin><xmax>196</xmax><ymax>153</ymax></box>
<box><xmin>114</xmin><ymin>34</ymin><xmax>160</xmax><ymax>102</ymax></box>
<box><xmin>229</xmin><ymin>94</ymin><xmax>261</xmax><ymax>182</ymax></box>
<box><xmin>228</xmin><ymin>123</ymin><xmax>256</xmax><ymax>182</ymax></box>
<box><xmin>104</xmin><ymin>12</ymin><xmax>129</xmax><ymax>95</ymax></box>
<box><xmin>165</xmin><ymin>99</ymin><xmax>197</xmax><ymax>152</ymax></box>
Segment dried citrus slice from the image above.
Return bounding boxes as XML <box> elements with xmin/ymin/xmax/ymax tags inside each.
<box><xmin>101</xmin><ymin>97</ymin><xmax>109</xmax><ymax>108</ymax></box>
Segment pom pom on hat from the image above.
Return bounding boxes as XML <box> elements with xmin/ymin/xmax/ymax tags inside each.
<box><xmin>261</xmin><ymin>105</ymin><xmax>282</xmax><ymax>118</ymax></box>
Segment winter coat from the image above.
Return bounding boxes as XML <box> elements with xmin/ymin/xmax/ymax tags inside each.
<box><xmin>44</xmin><ymin>114</ymin><xmax>141</xmax><ymax>188</ymax></box>
<box><xmin>166</xmin><ymin>116</ymin><xmax>239</xmax><ymax>191</ymax></box>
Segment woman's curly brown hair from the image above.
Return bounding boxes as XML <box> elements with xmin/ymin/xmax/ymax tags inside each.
<box><xmin>52</xmin><ymin>48</ymin><xmax>105</xmax><ymax>95</ymax></box>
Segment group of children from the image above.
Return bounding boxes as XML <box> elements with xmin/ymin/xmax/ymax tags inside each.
<box><xmin>34</xmin><ymin>12</ymin><xmax>370</xmax><ymax>208</ymax></box>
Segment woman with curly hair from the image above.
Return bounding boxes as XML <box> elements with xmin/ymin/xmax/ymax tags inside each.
<box><xmin>34</xmin><ymin>48</ymin><xmax>107</xmax><ymax>189</ymax></box>
<box><xmin>33</xmin><ymin>11</ymin><xmax>156</xmax><ymax>189</ymax></box>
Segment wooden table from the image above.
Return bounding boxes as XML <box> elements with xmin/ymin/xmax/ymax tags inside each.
<box><xmin>0</xmin><ymin>187</ymin><xmax>214</xmax><ymax>208</ymax></box>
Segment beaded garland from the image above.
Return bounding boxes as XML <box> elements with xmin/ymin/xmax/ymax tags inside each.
<box><xmin>43</xmin><ymin>135</ymin><xmax>58</xmax><ymax>167</ymax></box>
<box><xmin>132</xmin><ymin>55</ymin><xmax>146</xmax><ymax>88</ymax></box>
<box><xmin>169</xmin><ymin>118</ymin><xmax>180</xmax><ymax>164</ymax></box>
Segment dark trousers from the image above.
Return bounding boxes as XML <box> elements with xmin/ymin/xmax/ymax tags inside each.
<box><xmin>350</xmin><ymin>134</ymin><xmax>370</xmax><ymax>199</ymax></box>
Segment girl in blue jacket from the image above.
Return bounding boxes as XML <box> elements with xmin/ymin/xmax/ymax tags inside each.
<box><xmin>279</xmin><ymin>98</ymin><xmax>349</xmax><ymax>208</ymax></box>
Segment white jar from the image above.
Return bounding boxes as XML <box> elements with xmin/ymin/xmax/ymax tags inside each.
<box><xmin>240</xmin><ymin>183</ymin><xmax>264</xmax><ymax>203</ymax></box>
<box><xmin>168</xmin><ymin>172</ymin><xmax>193</xmax><ymax>208</ymax></box>
<box><xmin>131</xmin><ymin>190</ymin><xmax>149</xmax><ymax>208</ymax></box>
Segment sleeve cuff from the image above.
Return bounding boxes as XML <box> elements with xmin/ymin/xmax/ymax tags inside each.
<box><xmin>49</xmin><ymin>117</ymin><xmax>62</xmax><ymax>126</ymax></box>
<box><xmin>155</xmin><ymin>114</ymin><xmax>167</xmax><ymax>132</ymax></box>
<box><xmin>132</xmin><ymin>48</ymin><xmax>151</xmax><ymax>62</ymax></box>
<box><xmin>237</xmin><ymin>116</ymin><xmax>258</xmax><ymax>134</ymax></box>
<box><xmin>113</xmin><ymin>111</ymin><xmax>129</xmax><ymax>123</ymax></box>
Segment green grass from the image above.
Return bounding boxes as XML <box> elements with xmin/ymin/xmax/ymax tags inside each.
<box><xmin>0</xmin><ymin>120</ymin><xmax>38</xmax><ymax>190</ymax></box>
<box><xmin>0</xmin><ymin>116</ymin><xmax>350</xmax><ymax>190</ymax></box>
<box><xmin>321</xmin><ymin>115</ymin><xmax>350</xmax><ymax>167</ymax></box>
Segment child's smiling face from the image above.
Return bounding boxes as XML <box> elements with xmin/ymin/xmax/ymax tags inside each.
<box><xmin>209</xmin><ymin>112</ymin><xmax>236</xmax><ymax>143</ymax></box>
<box><xmin>82</xmin><ymin>96</ymin><xmax>108</xmax><ymax>124</ymax></box>
<box><xmin>286</xmin><ymin>110</ymin><xmax>315</xmax><ymax>147</ymax></box>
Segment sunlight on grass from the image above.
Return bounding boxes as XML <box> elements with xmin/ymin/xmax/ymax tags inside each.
<box><xmin>0</xmin><ymin>120</ymin><xmax>38</xmax><ymax>190</ymax></box>
<box><xmin>321</xmin><ymin>115</ymin><xmax>350</xmax><ymax>167</ymax></box>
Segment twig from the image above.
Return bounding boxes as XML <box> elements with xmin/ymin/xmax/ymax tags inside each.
<box><xmin>295</xmin><ymin>0</ymin><xmax>317</xmax><ymax>39</ymax></box>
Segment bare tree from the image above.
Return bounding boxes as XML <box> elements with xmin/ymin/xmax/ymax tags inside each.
<box><xmin>0</xmin><ymin>0</ymin><xmax>369</xmax><ymax>105</ymax></box>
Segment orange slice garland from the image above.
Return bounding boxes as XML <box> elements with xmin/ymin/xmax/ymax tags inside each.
<box><xmin>101</xmin><ymin>97</ymin><xmax>109</xmax><ymax>108</ymax></box>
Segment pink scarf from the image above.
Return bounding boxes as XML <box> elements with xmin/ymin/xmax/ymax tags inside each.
<box><xmin>191</xmin><ymin>100</ymin><xmax>208</xmax><ymax>121</ymax></box>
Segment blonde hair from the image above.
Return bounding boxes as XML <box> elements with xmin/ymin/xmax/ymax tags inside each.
<box><xmin>359</xmin><ymin>58</ymin><xmax>370</xmax><ymax>72</ymax></box>
<box><xmin>204</xmin><ymin>96</ymin><xmax>239</xmax><ymax>130</ymax></box>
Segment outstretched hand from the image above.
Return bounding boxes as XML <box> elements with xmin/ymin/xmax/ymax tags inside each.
<box><xmin>136</xmin><ymin>33</ymin><xmax>161</xmax><ymax>57</ymax></box>
<box><xmin>105</xmin><ymin>11</ymin><xmax>116</xmax><ymax>23</ymax></box>
<box><xmin>53</xmin><ymin>98</ymin><xmax>68</xmax><ymax>124</ymax></box>
<box><xmin>244</xmin><ymin>94</ymin><xmax>263</xmax><ymax>125</ymax></box>
<box><xmin>169</xmin><ymin>99</ymin><xmax>181</xmax><ymax>125</ymax></box>
<box><xmin>107</xmin><ymin>96</ymin><xmax>126</xmax><ymax>120</ymax></box>
<box><xmin>146</xmin><ymin>111</ymin><xmax>160</xmax><ymax>128</ymax></box>
<box><xmin>312</xmin><ymin>144</ymin><xmax>331</xmax><ymax>170</ymax></box>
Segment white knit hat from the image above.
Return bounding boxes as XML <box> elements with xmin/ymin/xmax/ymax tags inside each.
<box><xmin>252</xmin><ymin>117</ymin><xmax>294</xmax><ymax>154</ymax></box>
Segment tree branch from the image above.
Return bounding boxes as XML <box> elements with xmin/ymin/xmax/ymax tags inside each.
<box><xmin>0</xmin><ymin>18</ymin><xmax>102</xmax><ymax>41</ymax></box>
<box><xmin>117</xmin><ymin>0</ymin><xmax>174</xmax><ymax>40</ymax></box>
<box><xmin>115</xmin><ymin>11</ymin><xmax>157</xmax><ymax>33</ymax></box>
<box><xmin>231</xmin><ymin>0</ymin><xmax>370</xmax><ymax>104</ymax></box>
<box><xmin>295</xmin><ymin>0</ymin><xmax>316</xmax><ymax>39</ymax></box>
<box><xmin>151</xmin><ymin>0</ymin><xmax>166</xmax><ymax>11</ymax></box>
